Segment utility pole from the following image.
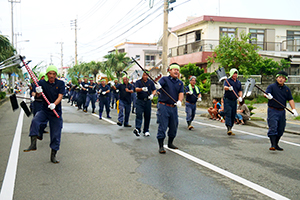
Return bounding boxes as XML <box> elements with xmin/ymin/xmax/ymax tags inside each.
<box><xmin>161</xmin><ymin>0</ymin><xmax>175</xmax><ymax>75</ymax></box>
<box><xmin>56</xmin><ymin>42</ymin><xmax>64</xmax><ymax>76</ymax></box>
<box><xmin>8</xmin><ymin>0</ymin><xmax>21</xmax><ymax>47</ymax></box>
<box><xmin>70</xmin><ymin>19</ymin><xmax>78</xmax><ymax>65</ymax></box>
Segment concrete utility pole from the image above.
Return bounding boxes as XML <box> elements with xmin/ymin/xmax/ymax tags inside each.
<box><xmin>8</xmin><ymin>0</ymin><xmax>21</xmax><ymax>47</ymax></box>
<box><xmin>161</xmin><ymin>0</ymin><xmax>175</xmax><ymax>75</ymax></box>
<box><xmin>70</xmin><ymin>19</ymin><xmax>78</xmax><ymax>65</ymax></box>
<box><xmin>56</xmin><ymin>42</ymin><xmax>64</xmax><ymax>76</ymax></box>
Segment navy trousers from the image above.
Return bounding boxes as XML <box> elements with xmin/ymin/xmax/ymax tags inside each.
<box><xmin>156</xmin><ymin>103</ymin><xmax>178</xmax><ymax>139</ymax></box>
<box><xmin>99</xmin><ymin>97</ymin><xmax>110</xmax><ymax>117</ymax></box>
<box><xmin>267</xmin><ymin>107</ymin><xmax>286</xmax><ymax>137</ymax></box>
<box><xmin>185</xmin><ymin>102</ymin><xmax>196</xmax><ymax>122</ymax></box>
<box><xmin>29</xmin><ymin>110</ymin><xmax>63</xmax><ymax>151</ymax></box>
<box><xmin>118</xmin><ymin>100</ymin><xmax>131</xmax><ymax>125</ymax></box>
<box><xmin>135</xmin><ymin>99</ymin><xmax>151</xmax><ymax>133</ymax></box>
<box><xmin>224</xmin><ymin>98</ymin><xmax>237</xmax><ymax>128</ymax></box>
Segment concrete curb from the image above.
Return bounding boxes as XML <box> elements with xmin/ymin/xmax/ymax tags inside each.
<box><xmin>0</xmin><ymin>97</ymin><xmax>8</xmax><ymax>107</ymax></box>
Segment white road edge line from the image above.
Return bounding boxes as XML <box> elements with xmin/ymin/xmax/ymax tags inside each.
<box><xmin>0</xmin><ymin>109</ymin><xmax>24</xmax><ymax>200</ymax></box>
<box><xmin>91</xmin><ymin>113</ymin><xmax>116</xmax><ymax>125</ymax></box>
<box><xmin>179</xmin><ymin>117</ymin><xmax>300</xmax><ymax>147</ymax></box>
<box><xmin>165</xmin><ymin>146</ymin><xmax>290</xmax><ymax>200</ymax></box>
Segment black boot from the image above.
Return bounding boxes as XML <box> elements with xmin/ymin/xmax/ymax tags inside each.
<box><xmin>227</xmin><ymin>125</ymin><xmax>234</xmax><ymax>135</ymax></box>
<box><xmin>158</xmin><ymin>138</ymin><xmax>166</xmax><ymax>154</ymax></box>
<box><xmin>275</xmin><ymin>136</ymin><xmax>283</xmax><ymax>151</ymax></box>
<box><xmin>168</xmin><ymin>137</ymin><xmax>178</xmax><ymax>149</ymax></box>
<box><xmin>269</xmin><ymin>135</ymin><xmax>277</xmax><ymax>151</ymax></box>
<box><xmin>92</xmin><ymin>108</ymin><xmax>95</xmax><ymax>114</ymax></box>
<box><xmin>24</xmin><ymin>136</ymin><xmax>37</xmax><ymax>152</ymax></box>
<box><xmin>51</xmin><ymin>149</ymin><xmax>60</xmax><ymax>164</ymax></box>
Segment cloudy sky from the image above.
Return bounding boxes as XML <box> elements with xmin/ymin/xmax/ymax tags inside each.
<box><xmin>1</xmin><ymin>0</ymin><xmax>300</xmax><ymax>70</ymax></box>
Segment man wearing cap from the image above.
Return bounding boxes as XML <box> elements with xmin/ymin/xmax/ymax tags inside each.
<box><xmin>84</xmin><ymin>78</ymin><xmax>97</xmax><ymax>113</ymax></box>
<box><xmin>98</xmin><ymin>79</ymin><xmax>111</xmax><ymax>119</ymax></box>
<box><xmin>113</xmin><ymin>76</ymin><xmax>134</xmax><ymax>127</ymax></box>
<box><xmin>78</xmin><ymin>77</ymin><xmax>89</xmax><ymax>110</ymax></box>
<box><xmin>133</xmin><ymin>71</ymin><xmax>156</xmax><ymax>137</ymax></box>
<box><xmin>185</xmin><ymin>76</ymin><xmax>202</xmax><ymax>130</ymax></box>
<box><xmin>154</xmin><ymin>63</ymin><xmax>184</xmax><ymax>153</ymax></box>
<box><xmin>111</xmin><ymin>79</ymin><xmax>119</xmax><ymax>109</ymax></box>
<box><xmin>264</xmin><ymin>71</ymin><xmax>298</xmax><ymax>151</ymax></box>
<box><xmin>24</xmin><ymin>65</ymin><xmax>65</xmax><ymax>164</ymax></box>
<box><xmin>223</xmin><ymin>68</ymin><xmax>243</xmax><ymax>136</ymax></box>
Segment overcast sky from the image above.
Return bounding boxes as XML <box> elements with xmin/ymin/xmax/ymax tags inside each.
<box><xmin>1</xmin><ymin>0</ymin><xmax>300</xmax><ymax>70</ymax></box>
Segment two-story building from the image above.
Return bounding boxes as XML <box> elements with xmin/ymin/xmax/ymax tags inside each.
<box><xmin>169</xmin><ymin>15</ymin><xmax>300</xmax><ymax>74</ymax></box>
<box><xmin>110</xmin><ymin>42</ymin><xmax>162</xmax><ymax>80</ymax></box>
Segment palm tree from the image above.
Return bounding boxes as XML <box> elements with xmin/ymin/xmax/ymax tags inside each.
<box><xmin>104</xmin><ymin>50</ymin><xmax>131</xmax><ymax>80</ymax></box>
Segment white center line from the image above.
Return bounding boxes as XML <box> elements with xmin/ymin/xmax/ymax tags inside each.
<box><xmin>0</xmin><ymin>109</ymin><xmax>24</xmax><ymax>200</ymax></box>
<box><xmin>91</xmin><ymin>113</ymin><xmax>116</xmax><ymax>125</ymax></box>
<box><xmin>165</xmin><ymin>146</ymin><xmax>290</xmax><ymax>200</ymax></box>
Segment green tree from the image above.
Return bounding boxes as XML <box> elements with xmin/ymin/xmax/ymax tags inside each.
<box><xmin>104</xmin><ymin>50</ymin><xmax>131</xmax><ymax>79</ymax></box>
<box><xmin>207</xmin><ymin>31</ymin><xmax>291</xmax><ymax>76</ymax></box>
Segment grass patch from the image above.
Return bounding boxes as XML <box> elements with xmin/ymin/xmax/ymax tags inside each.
<box><xmin>294</xmin><ymin>116</ymin><xmax>300</xmax><ymax>121</ymax></box>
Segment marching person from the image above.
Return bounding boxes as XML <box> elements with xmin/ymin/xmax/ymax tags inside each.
<box><xmin>155</xmin><ymin>63</ymin><xmax>184</xmax><ymax>154</ymax></box>
<box><xmin>24</xmin><ymin>65</ymin><xmax>65</xmax><ymax>164</ymax></box>
<box><xmin>31</xmin><ymin>72</ymin><xmax>48</xmax><ymax>140</ymax></box>
<box><xmin>84</xmin><ymin>78</ymin><xmax>97</xmax><ymax>113</ymax></box>
<box><xmin>133</xmin><ymin>71</ymin><xmax>156</xmax><ymax>137</ymax></box>
<box><xmin>111</xmin><ymin>79</ymin><xmax>119</xmax><ymax>109</ymax></box>
<box><xmin>98</xmin><ymin>79</ymin><xmax>111</xmax><ymax>119</ymax></box>
<box><xmin>264</xmin><ymin>71</ymin><xmax>298</xmax><ymax>151</ymax></box>
<box><xmin>113</xmin><ymin>76</ymin><xmax>134</xmax><ymax>127</ymax></box>
<box><xmin>78</xmin><ymin>77</ymin><xmax>89</xmax><ymax>111</ymax></box>
<box><xmin>66</xmin><ymin>80</ymin><xmax>72</xmax><ymax>103</ymax></box>
<box><xmin>185</xmin><ymin>76</ymin><xmax>202</xmax><ymax>130</ymax></box>
<box><xmin>223</xmin><ymin>68</ymin><xmax>243</xmax><ymax>136</ymax></box>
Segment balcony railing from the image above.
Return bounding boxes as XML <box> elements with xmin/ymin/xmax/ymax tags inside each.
<box><xmin>170</xmin><ymin>39</ymin><xmax>300</xmax><ymax>57</ymax></box>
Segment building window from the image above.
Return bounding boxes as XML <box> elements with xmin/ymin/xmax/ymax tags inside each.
<box><xmin>145</xmin><ymin>55</ymin><xmax>156</xmax><ymax>67</ymax></box>
<box><xmin>220</xmin><ymin>27</ymin><xmax>236</xmax><ymax>38</ymax></box>
<box><xmin>287</xmin><ymin>31</ymin><xmax>300</xmax><ymax>51</ymax></box>
<box><xmin>135</xmin><ymin>55</ymin><xmax>140</xmax><ymax>60</ymax></box>
<box><xmin>196</xmin><ymin>30</ymin><xmax>201</xmax><ymax>41</ymax></box>
<box><xmin>250</xmin><ymin>29</ymin><xmax>265</xmax><ymax>50</ymax></box>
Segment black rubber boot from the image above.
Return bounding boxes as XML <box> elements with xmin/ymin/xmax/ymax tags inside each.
<box><xmin>269</xmin><ymin>135</ymin><xmax>277</xmax><ymax>151</ymax></box>
<box><xmin>92</xmin><ymin>108</ymin><xmax>95</xmax><ymax>114</ymax></box>
<box><xmin>51</xmin><ymin>149</ymin><xmax>60</xmax><ymax>164</ymax></box>
<box><xmin>187</xmin><ymin>121</ymin><xmax>191</xmax><ymax>126</ymax></box>
<box><xmin>168</xmin><ymin>137</ymin><xmax>178</xmax><ymax>149</ymax></box>
<box><xmin>227</xmin><ymin>125</ymin><xmax>234</xmax><ymax>135</ymax></box>
<box><xmin>158</xmin><ymin>138</ymin><xmax>166</xmax><ymax>154</ymax></box>
<box><xmin>275</xmin><ymin>136</ymin><xmax>283</xmax><ymax>151</ymax></box>
<box><xmin>24</xmin><ymin>136</ymin><xmax>37</xmax><ymax>152</ymax></box>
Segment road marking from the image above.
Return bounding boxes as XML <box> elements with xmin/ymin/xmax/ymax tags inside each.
<box><xmin>0</xmin><ymin>109</ymin><xmax>24</xmax><ymax>200</ymax></box>
<box><xmin>91</xmin><ymin>113</ymin><xmax>116</xmax><ymax>125</ymax></box>
<box><xmin>165</xmin><ymin>146</ymin><xmax>290</xmax><ymax>200</ymax></box>
<box><xmin>179</xmin><ymin>117</ymin><xmax>300</xmax><ymax>147</ymax></box>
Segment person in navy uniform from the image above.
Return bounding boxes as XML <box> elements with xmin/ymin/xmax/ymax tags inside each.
<box><xmin>84</xmin><ymin>78</ymin><xmax>97</xmax><ymax>113</ymax></box>
<box><xmin>77</xmin><ymin>77</ymin><xmax>89</xmax><ymax>110</ymax></box>
<box><xmin>31</xmin><ymin>72</ymin><xmax>48</xmax><ymax>140</ymax></box>
<box><xmin>185</xmin><ymin>76</ymin><xmax>202</xmax><ymax>130</ymax></box>
<box><xmin>223</xmin><ymin>68</ymin><xmax>243</xmax><ymax>136</ymax></box>
<box><xmin>155</xmin><ymin>63</ymin><xmax>184</xmax><ymax>154</ymax></box>
<box><xmin>264</xmin><ymin>71</ymin><xmax>298</xmax><ymax>151</ymax></box>
<box><xmin>24</xmin><ymin>65</ymin><xmax>65</xmax><ymax>164</ymax></box>
<box><xmin>131</xmin><ymin>80</ymin><xmax>137</xmax><ymax>114</ymax></box>
<box><xmin>97</xmin><ymin>79</ymin><xmax>111</xmax><ymax>119</ymax></box>
<box><xmin>133</xmin><ymin>71</ymin><xmax>156</xmax><ymax>137</ymax></box>
<box><xmin>110</xmin><ymin>79</ymin><xmax>119</xmax><ymax>109</ymax></box>
<box><xmin>113</xmin><ymin>76</ymin><xmax>134</xmax><ymax>127</ymax></box>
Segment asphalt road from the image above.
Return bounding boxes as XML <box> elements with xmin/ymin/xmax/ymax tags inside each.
<box><xmin>1</xmin><ymin>98</ymin><xmax>300</xmax><ymax>200</ymax></box>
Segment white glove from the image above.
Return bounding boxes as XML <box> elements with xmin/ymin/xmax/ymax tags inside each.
<box><xmin>84</xmin><ymin>84</ymin><xmax>89</xmax><ymax>87</ymax></box>
<box><xmin>175</xmin><ymin>100</ymin><xmax>182</xmax><ymax>107</ymax></box>
<box><xmin>48</xmin><ymin>103</ymin><xmax>56</xmax><ymax>110</ymax></box>
<box><xmin>292</xmin><ymin>109</ymin><xmax>299</xmax><ymax>117</ymax></box>
<box><xmin>98</xmin><ymin>89</ymin><xmax>102</xmax><ymax>93</ymax></box>
<box><xmin>148</xmin><ymin>94</ymin><xmax>154</xmax><ymax>100</ymax></box>
<box><xmin>228</xmin><ymin>86</ymin><xmax>233</xmax><ymax>91</ymax></box>
<box><xmin>197</xmin><ymin>97</ymin><xmax>202</xmax><ymax>102</ymax></box>
<box><xmin>116</xmin><ymin>89</ymin><xmax>119</xmax><ymax>93</ymax></box>
<box><xmin>36</xmin><ymin>86</ymin><xmax>43</xmax><ymax>93</ymax></box>
<box><xmin>102</xmin><ymin>91</ymin><xmax>106</xmax><ymax>95</ymax></box>
<box><xmin>155</xmin><ymin>83</ymin><xmax>162</xmax><ymax>90</ymax></box>
<box><xmin>188</xmin><ymin>91</ymin><xmax>193</xmax><ymax>95</ymax></box>
<box><xmin>110</xmin><ymin>82</ymin><xmax>115</xmax><ymax>86</ymax></box>
<box><xmin>142</xmin><ymin>87</ymin><xmax>148</xmax><ymax>92</ymax></box>
<box><xmin>238</xmin><ymin>97</ymin><xmax>243</xmax><ymax>102</ymax></box>
<box><xmin>266</xmin><ymin>93</ymin><xmax>273</xmax><ymax>100</ymax></box>
<box><xmin>30</xmin><ymin>96</ymin><xmax>35</xmax><ymax>101</ymax></box>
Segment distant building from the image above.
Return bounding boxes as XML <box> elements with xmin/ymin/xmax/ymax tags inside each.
<box><xmin>109</xmin><ymin>42</ymin><xmax>162</xmax><ymax>81</ymax></box>
<box><xmin>168</xmin><ymin>15</ymin><xmax>300</xmax><ymax>74</ymax></box>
